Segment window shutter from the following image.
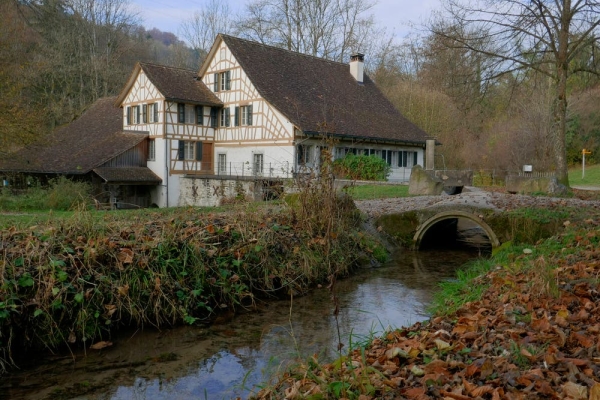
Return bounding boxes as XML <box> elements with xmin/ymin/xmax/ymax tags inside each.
<box><xmin>210</xmin><ymin>107</ymin><xmax>218</xmax><ymax>128</ymax></box>
<box><xmin>247</xmin><ymin>104</ymin><xmax>253</xmax><ymax>125</ymax></box>
<box><xmin>153</xmin><ymin>103</ymin><xmax>159</xmax><ymax>122</ymax></box>
<box><xmin>142</xmin><ymin>104</ymin><xmax>148</xmax><ymax>123</ymax></box>
<box><xmin>177</xmin><ymin>103</ymin><xmax>185</xmax><ymax>123</ymax></box>
<box><xmin>225</xmin><ymin>107</ymin><xmax>230</xmax><ymax>127</ymax></box>
<box><xmin>135</xmin><ymin>106</ymin><xmax>141</xmax><ymax>124</ymax></box>
<box><xmin>413</xmin><ymin>152</ymin><xmax>418</xmax><ymax>166</ymax></box>
<box><xmin>196</xmin><ymin>141</ymin><xmax>203</xmax><ymax>161</ymax></box>
<box><xmin>196</xmin><ymin>105</ymin><xmax>203</xmax><ymax>125</ymax></box>
<box><xmin>126</xmin><ymin>106</ymin><xmax>131</xmax><ymax>125</ymax></box>
<box><xmin>225</xmin><ymin>70</ymin><xmax>231</xmax><ymax>90</ymax></box>
<box><xmin>234</xmin><ymin>106</ymin><xmax>239</xmax><ymax>126</ymax></box>
<box><xmin>213</xmin><ymin>73</ymin><xmax>219</xmax><ymax>92</ymax></box>
<box><xmin>178</xmin><ymin>140</ymin><xmax>185</xmax><ymax>160</ymax></box>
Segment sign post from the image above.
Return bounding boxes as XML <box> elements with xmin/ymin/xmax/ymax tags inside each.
<box><xmin>582</xmin><ymin>149</ymin><xmax>592</xmax><ymax>179</ymax></box>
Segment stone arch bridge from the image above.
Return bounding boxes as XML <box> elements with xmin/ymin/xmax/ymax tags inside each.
<box><xmin>355</xmin><ymin>191</ymin><xmax>569</xmax><ymax>250</ymax></box>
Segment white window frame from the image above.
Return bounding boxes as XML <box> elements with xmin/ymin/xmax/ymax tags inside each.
<box><xmin>217</xmin><ymin>153</ymin><xmax>227</xmax><ymax>175</ymax></box>
<box><xmin>253</xmin><ymin>153</ymin><xmax>264</xmax><ymax>175</ymax></box>
<box><xmin>149</xmin><ymin>103</ymin><xmax>158</xmax><ymax>123</ymax></box>
<box><xmin>185</xmin><ymin>104</ymin><xmax>196</xmax><ymax>124</ymax></box>
<box><xmin>184</xmin><ymin>141</ymin><xmax>195</xmax><ymax>160</ymax></box>
<box><xmin>220</xmin><ymin>71</ymin><xmax>227</xmax><ymax>91</ymax></box>
<box><xmin>241</xmin><ymin>105</ymin><xmax>250</xmax><ymax>125</ymax></box>
<box><xmin>148</xmin><ymin>139</ymin><xmax>156</xmax><ymax>161</ymax></box>
<box><xmin>133</xmin><ymin>105</ymin><xmax>141</xmax><ymax>124</ymax></box>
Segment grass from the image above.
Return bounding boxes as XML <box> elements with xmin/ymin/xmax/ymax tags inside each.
<box><xmin>0</xmin><ymin>206</ymin><xmax>231</xmax><ymax>230</ymax></box>
<box><xmin>343</xmin><ymin>184</ymin><xmax>410</xmax><ymax>200</ymax></box>
<box><xmin>568</xmin><ymin>162</ymin><xmax>600</xmax><ymax>186</ymax></box>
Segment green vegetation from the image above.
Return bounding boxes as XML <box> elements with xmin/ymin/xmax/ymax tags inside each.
<box><xmin>0</xmin><ymin>149</ymin><xmax>388</xmax><ymax>375</ymax></box>
<box><xmin>568</xmin><ymin>162</ymin><xmax>600</xmax><ymax>186</ymax></box>
<box><xmin>333</xmin><ymin>154</ymin><xmax>391</xmax><ymax>181</ymax></box>
<box><xmin>429</xmin><ymin>226</ymin><xmax>591</xmax><ymax>316</ymax></box>
<box><xmin>343</xmin><ymin>184</ymin><xmax>409</xmax><ymax>200</ymax></box>
<box><xmin>0</xmin><ymin>177</ymin><xmax>91</xmax><ymax>212</ymax></box>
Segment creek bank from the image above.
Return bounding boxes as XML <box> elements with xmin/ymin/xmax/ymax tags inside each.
<box><xmin>255</xmin><ymin>205</ymin><xmax>600</xmax><ymax>399</ymax></box>
<box><xmin>0</xmin><ymin>201</ymin><xmax>383</xmax><ymax>375</ymax></box>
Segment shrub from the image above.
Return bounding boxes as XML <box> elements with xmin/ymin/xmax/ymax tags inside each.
<box><xmin>333</xmin><ymin>154</ymin><xmax>391</xmax><ymax>181</ymax></box>
<box><xmin>0</xmin><ymin>176</ymin><xmax>91</xmax><ymax>211</ymax></box>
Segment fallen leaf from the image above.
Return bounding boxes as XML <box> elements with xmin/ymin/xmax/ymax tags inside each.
<box><xmin>589</xmin><ymin>383</ymin><xmax>600</xmax><ymax>400</ymax></box>
<box><xmin>117</xmin><ymin>248</ymin><xmax>134</xmax><ymax>264</ymax></box>
<box><xmin>90</xmin><ymin>341</ymin><xmax>113</xmax><ymax>350</ymax></box>
<box><xmin>561</xmin><ymin>381</ymin><xmax>587</xmax><ymax>399</ymax></box>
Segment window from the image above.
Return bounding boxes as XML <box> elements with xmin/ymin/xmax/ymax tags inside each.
<box><xmin>253</xmin><ymin>153</ymin><xmax>263</xmax><ymax>175</ymax></box>
<box><xmin>220</xmin><ymin>71</ymin><xmax>231</xmax><ymax>91</ymax></box>
<box><xmin>297</xmin><ymin>145</ymin><xmax>312</xmax><ymax>165</ymax></box>
<box><xmin>185</xmin><ymin>104</ymin><xmax>196</xmax><ymax>124</ymax></box>
<box><xmin>398</xmin><ymin>151</ymin><xmax>418</xmax><ymax>168</ymax></box>
<box><xmin>148</xmin><ymin>139</ymin><xmax>155</xmax><ymax>161</ymax></box>
<box><xmin>220</xmin><ymin>107</ymin><xmax>230</xmax><ymax>127</ymax></box>
<box><xmin>381</xmin><ymin>150</ymin><xmax>392</xmax><ymax>165</ymax></box>
<box><xmin>129</xmin><ymin>105</ymin><xmax>141</xmax><ymax>124</ymax></box>
<box><xmin>217</xmin><ymin>153</ymin><xmax>227</xmax><ymax>175</ymax></box>
<box><xmin>142</xmin><ymin>104</ymin><xmax>148</xmax><ymax>123</ymax></box>
<box><xmin>149</xmin><ymin>103</ymin><xmax>159</xmax><ymax>123</ymax></box>
<box><xmin>178</xmin><ymin>103</ymin><xmax>185</xmax><ymax>123</ymax></box>
<box><xmin>213</xmin><ymin>71</ymin><xmax>231</xmax><ymax>92</ymax></box>
<box><xmin>196</xmin><ymin>105</ymin><xmax>204</xmax><ymax>125</ymax></box>
<box><xmin>210</xmin><ymin>107</ymin><xmax>218</xmax><ymax>128</ymax></box>
<box><xmin>235</xmin><ymin>105</ymin><xmax>253</xmax><ymax>126</ymax></box>
<box><xmin>178</xmin><ymin>141</ymin><xmax>203</xmax><ymax>161</ymax></box>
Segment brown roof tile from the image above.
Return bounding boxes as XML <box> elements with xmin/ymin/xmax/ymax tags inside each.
<box><xmin>219</xmin><ymin>35</ymin><xmax>428</xmax><ymax>144</ymax></box>
<box><xmin>140</xmin><ymin>63</ymin><xmax>222</xmax><ymax>106</ymax></box>
<box><xmin>0</xmin><ymin>97</ymin><xmax>148</xmax><ymax>174</ymax></box>
<box><xmin>93</xmin><ymin>167</ymin><xmax>161</xmax><ymax>184</ymax></box>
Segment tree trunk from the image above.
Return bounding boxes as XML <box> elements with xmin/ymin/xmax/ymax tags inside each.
<box><xmin>553</xmin><ymin>0</ymin><xmax>571</xmax><ymax>187</ymax></box>
<box><xmin>552</xmin><ymin>72</ymin><xmax>569</xmax><ymax>187</ymax></box>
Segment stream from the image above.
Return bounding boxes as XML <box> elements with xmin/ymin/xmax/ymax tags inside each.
<box><xmin>2</xmin><ymin>248</ymin><xmax>484</xmax><ymax>400</ymax></box>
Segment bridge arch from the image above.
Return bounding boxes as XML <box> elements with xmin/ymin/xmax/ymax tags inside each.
<box><xmin>413</xmin><ymin>211</ymin><xmax>500</xmax><ymax>250</ymax></box>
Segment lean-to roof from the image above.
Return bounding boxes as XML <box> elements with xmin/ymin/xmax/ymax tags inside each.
<box><xmin>1</xmin><ymin>97</ymin><xmax>148</xmax><ymax>174</ymax></box>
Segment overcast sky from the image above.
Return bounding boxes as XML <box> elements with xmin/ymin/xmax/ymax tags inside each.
<box><xmin>130</xmin><ymin>0</ymin><xmax>440</xmax><ymax>40</ymax></box>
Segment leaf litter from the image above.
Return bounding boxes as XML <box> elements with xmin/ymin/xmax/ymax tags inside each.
<box><xmin>256</xmin><ymin>225</ymin><xmax>600</xmax><ymax>399</ymax></box>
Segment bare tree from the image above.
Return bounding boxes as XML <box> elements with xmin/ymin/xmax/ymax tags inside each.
<box><xmin>431</xmin><ymin>0</ymin><xmax>600</xmax><ymax>186</ymax></box>
<box><xmin>16</xmin><ymin>0</ymin><xmax>139</xmax><ymax>126</ymax></box>
<box><xmin>179</xmin><ymin>0</ymin><xmax>234</xmax><ymax>63</ymax></box>
<box><xmin>235</xmin><ymin>0</ymin><xmax>381</xmax><ymax>63</ymax></box>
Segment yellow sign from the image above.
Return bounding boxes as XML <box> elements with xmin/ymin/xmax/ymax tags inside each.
<box><xmin>583</xmin><ymin>149</ymin><xmax>592</xmax><ymax>155</ymax></box>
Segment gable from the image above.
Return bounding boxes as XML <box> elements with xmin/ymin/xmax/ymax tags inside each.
<box><xmin>205</xmin><ymin>35</ymin><xmax>428</xmax><ymax>145</ymax></box>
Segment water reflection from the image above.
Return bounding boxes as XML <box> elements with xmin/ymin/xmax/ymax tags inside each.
<box><xmin>4</xmin><ymin>249</ymin><xmax>482</xmax><ymax>400</ymax></box>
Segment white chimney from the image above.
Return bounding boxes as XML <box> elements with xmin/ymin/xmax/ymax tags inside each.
<box><xmin>350</xmin><ymin>53</ymin><xmax>364</xmax><ymax>83</ymax></box>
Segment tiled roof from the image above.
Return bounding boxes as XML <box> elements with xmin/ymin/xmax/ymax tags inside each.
<box><xmin>129</xmin><ymin>63</ymin><xmax>222</xmax><ymax>106</ymax></box>
<box><xmin>93</xmin><ymin>167</ymin><xmax>161</xmax><ymax>184</ymax></box>
<box><xmin>219</xmin><ymin>35</ymin><xmax>428</xmax><ymax>144</ymax></box>
<box><xmin>0</xmin><ymin>97</ymin><xmax>148</xmax><ymax>174</ymax></box>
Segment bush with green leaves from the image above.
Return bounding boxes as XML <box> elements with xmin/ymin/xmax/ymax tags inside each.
<box><xmin>0</xmin><ymin>176</ymin><xmax>91</xmax><ymax>211</ymax></box>
<box><xmin>333</xmin><ymin>154</ymin><xmax>391</xmax><ymax>181</ymax></box>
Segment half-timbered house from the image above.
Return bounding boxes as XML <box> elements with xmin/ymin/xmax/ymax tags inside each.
<box><xmin>2</xmin><ymin>34</ymin><xmax>430</xmax><ymax>208</ymax></box>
